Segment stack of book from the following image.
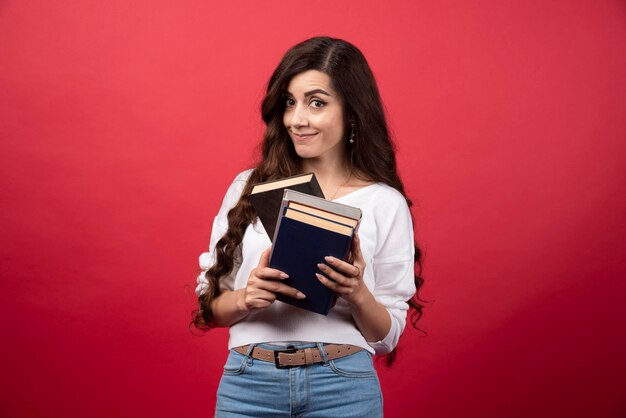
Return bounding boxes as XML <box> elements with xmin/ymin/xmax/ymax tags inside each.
<box><xmin>249</xmin><ymin>172</ymin><xmax>325</xmax><ymax>241</ymax></box>
<box><xmin>249</xmin><ymin>173</ymin><xmax>362</xmax><ymax>315</ymax></box>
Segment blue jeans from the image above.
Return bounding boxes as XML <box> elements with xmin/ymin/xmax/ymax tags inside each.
<box><xmin>215</xmin><ymin>342</ymin><xmax>383</xmax><ymax>417</ymax></box>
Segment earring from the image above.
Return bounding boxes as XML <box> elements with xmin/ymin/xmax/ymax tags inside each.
<box><xmin>349</xmin><ymin>122</ymin><xmax>355</xmax><ymax>144</ymax></box>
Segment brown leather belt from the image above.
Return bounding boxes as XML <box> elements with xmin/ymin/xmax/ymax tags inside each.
<box><xmin>233</xmin><ymin>344</ymin><xmax>363</xmax><ymax>369</ymax></box>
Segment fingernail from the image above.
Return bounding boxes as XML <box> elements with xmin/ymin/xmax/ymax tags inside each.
<box><xmin>325</xmin><ymin>256</ymin><xmax>335</xmax><ymax>263</ymax></box>
<box><xmin>315</xmin><ymin>273</ymin><xmax>324</xmax><ymax>281</ymax></box>
<box><xmin>297</xmin><ymin>292</ymin><xmax>306</xmax><ymax>299</ymax></box>
<box><xmin>317</xmin><ymin>263</ymin><xmax>327</xmax><ymax>271</ymax></box>
<box><xmin>280</xmin><ymin>272</ymin><xmax>289</xmax><ymax>279</ymax></box>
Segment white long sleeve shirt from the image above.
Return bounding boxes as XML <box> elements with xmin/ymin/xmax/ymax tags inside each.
<box><xmin>196</xmin><ymin>169</ymin><xmax>416</xmax><ymax>354</ymax></box>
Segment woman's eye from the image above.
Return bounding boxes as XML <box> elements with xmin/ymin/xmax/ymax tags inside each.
<box><xmin>310</xmin><ymin>99</ymin><xmax>326</xmax><ymax>108</ymax></box>
<box><xmin>285</xmin><ymin>98</ymin><xmax>295</xmax><ymax>107</ymax></box>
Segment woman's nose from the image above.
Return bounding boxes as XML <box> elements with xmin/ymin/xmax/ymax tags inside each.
<box><xmin>290</xmin><ymin>103</ymin><xmax>309</xmax><ymax>128</ymax></box>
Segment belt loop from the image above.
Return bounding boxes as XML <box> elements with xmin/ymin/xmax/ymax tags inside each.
<box><xmin>245</xmin><ymin>344</ymin><xmax>256</xmax><ymax>366</ymax></box>
<box><xmin>316</xmin><ymin>342</ymin><xmax>329</xmax><ymax>365</ymax></box>
<box><xmin>303</xmin><ymin>347</ymin><xmax>315</xmax><ymax>365</ymax></box>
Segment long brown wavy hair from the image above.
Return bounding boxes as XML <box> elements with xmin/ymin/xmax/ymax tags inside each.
<box><xmin>193</xmin><ymin>36</ymin><xmax>425</xmax><ymax>365</ymax></box>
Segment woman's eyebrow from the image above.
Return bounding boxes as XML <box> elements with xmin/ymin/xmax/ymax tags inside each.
<box><xmin>304</xmin><ymin>89</ymin><xmax>331</xmax><ymax>97</ymax></box>
<box><xmin>282</xmin><ymin>89</ymin><xmax>332</xmax><ymax>98</ymax></box>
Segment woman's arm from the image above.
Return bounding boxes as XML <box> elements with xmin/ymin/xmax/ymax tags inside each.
<box><xmin>209</xmin><ymin>248</ymin><xmax>306</xmax><ymax>327</ymax></box>
<box><xmin>349</xmin><ymin>292</ymin><xmax>393</xmax><ymax>343</ymax></box>
<box><xmin>317</xmin><ymin>190</ymin><xmax>417</xmax><ymax>353</ymax></box>
<box><xmin>316</xmin><ymin>234</ymin><xmax>392</xmax><ymax>341</ymax></box>
<box><xmin>208</xmin><ymin>288</ymin><xmax>249</xmax><ymax>327</ymax></box>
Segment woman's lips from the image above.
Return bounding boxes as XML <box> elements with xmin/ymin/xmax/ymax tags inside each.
<box><xmin>292</xmin><ymin>132</ymin><xmax>317</xmax><ymax>140</ymax></box>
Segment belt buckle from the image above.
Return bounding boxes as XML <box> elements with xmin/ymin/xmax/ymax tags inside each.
<box><xmin>274</xmin><ymin>347</ymin><xmax>298</xmax><ymax>369</ymax></box>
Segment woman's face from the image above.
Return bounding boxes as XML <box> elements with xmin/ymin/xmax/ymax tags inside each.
<box><xmin>283</xmin><ymin>70</ymin><xmax>347</xmax><ymax>163</ymax></box>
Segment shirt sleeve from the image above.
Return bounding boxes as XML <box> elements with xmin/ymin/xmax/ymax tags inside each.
<box><xmin>195</xmin><ymin>170</ymin><xmax>251</xmax><ymax>296</ymax></box>
<box><xmin>366</xmin><ymin>191</ymin><xmax>417</xmax><ymax>354</ymax></box>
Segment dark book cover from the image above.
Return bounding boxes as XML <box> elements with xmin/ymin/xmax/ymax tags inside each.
<box><xmin>269</xmin><ymin>213</ymin><xmax>354</xmax><ymax>315</ymax></box>
<box><xmin>249</xmin><ymin>173</ymin><xmax>324</xmax><ymax>241</ymax></box>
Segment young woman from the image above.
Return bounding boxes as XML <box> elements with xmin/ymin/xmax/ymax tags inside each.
<box><xmin>194</xmin><ymin>36</ymin><xmax>424</xmax><ymax>418</ymax></box>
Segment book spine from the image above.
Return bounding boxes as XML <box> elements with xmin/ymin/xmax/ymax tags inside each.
<box><xmin>268</xmin><ymin>198</ymin><xmax>290</xmax><ymax>256</ymax></box>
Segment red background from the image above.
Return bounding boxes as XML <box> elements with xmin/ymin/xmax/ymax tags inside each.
<box><xmin>1</xmin><ymin>1</ymin><xmax>625</xmax><ymax>417</ymax></box>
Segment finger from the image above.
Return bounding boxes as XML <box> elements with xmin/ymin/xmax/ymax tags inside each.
<box><xmin>252</xmin><ymin>248</ymin><xmax>289</xmax><ymax>280</ymax></box>
<box><xmin>316</xmin><ymin>273</ymin><xmax>350</xmax><ymax>294</ymax></box>
<box><xmin>257</xmin><ymin>247</ymin><xmax>272</xmax><ymax>269</ymax></box>
<box><xmin>350</xmin><ymin>232</ymin><xmax>360</xmax><ymax>252</ymax></box>
<box><xmin>256</xmin><ymin>266</ymin><xmax>290</xmax><ymax>280</ymax></box>
<box><xmin>323</xmin><ymin>256</ymin><xmax>361</xmax><ymax>278</ymax></box>
<box><xmin>247</xmin><ymin>288</ymin><xmax>277</xmax><ymax>304</ymax></box>
<box><xmin>350</xmin><ymin>233</ymin><xmax>365</xmax><ymax>264</ymax></box>
<box><xmin>245</xmin><ymin>290</ymin><xmax>275</xmax><ymax>310</ymax></box>
<box><xmin>317</xmin><ymin>263</ymin><xmax>353</xmax><ymax>287</ymax></box>
<box><xmin>256</xmin><ymin>280</ymin><xmax>306</xmax><ymax>299</ymax></box>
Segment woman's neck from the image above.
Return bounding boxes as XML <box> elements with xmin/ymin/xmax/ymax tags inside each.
<box><xmin>301</xmin><ymin>158</ymin><xmax>350</xmax><ymax>184</ymax></box>
<box><xmin>301</xmin><ymin>157</ymin><xmax>354</xmax><ymax>199</ymax></box>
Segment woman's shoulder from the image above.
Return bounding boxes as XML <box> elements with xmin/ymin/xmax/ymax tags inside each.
<box><xmin>233</xmin><ymin>168</ymin><xmax>254</xmax><ymax>183</ymax></box>
<box><xmin>373</xmin><ymin>182</ymin><xmax>405</xmax><ymax>198</ymax></box>
<box><xmin>364</xmin><ymin>183</ymin><xmax>409</xmax><ymax>209</ymax></box>
<box><xmin>220</xmin><ymin>168</ymin><xmax>253</xmax><ymax>206</ymax></box>
<box><xmin>229</xmin><ymin>168</ymin><xmax>254</xmax><ymax>191</ymax></box>
<box><xmin>339</xmin><ymin>183</ymin><xmax>409</xmax><ymax>227</ymax></box>
<box><xmin>347</xmin><ymin>172</ymin><xmax>406</xmax><ymax>204</ymax></box>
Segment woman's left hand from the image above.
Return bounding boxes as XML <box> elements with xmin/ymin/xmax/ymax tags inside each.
<box><xmin>316</xmin><ymin>233</ymin><xmax>370</xmax><ymax>306</ymax></box>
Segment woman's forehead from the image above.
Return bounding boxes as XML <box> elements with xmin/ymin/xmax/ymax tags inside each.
<box><xmin>286</xmin><ymin>70</ymin><xmax>336</xmax><ymax>96</ymax></box>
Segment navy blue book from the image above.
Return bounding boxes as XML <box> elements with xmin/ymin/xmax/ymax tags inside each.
<box><xmin>269</xmin><ymin>191</ymin><xmax>362</xmax><ymax>315</ymax></box>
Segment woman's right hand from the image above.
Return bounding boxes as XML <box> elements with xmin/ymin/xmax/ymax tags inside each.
<box><xmin>239</xmin><ymin>247</ymin><xmax>306</xmax><ymax>312</ymax></box>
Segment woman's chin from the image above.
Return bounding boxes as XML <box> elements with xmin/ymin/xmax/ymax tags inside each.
<box><xmin>293</xmin><ymin>146</ymin><xmax>318</xmax><ymax>160</ymax></box>
<box><xmin>296</xmin><ymin>152</ymin><xmax>315</xmax><ymax>159</ymax></box>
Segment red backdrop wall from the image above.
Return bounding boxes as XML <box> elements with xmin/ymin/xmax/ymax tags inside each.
<box><xmin>1</xmin><ymin>1</ymin><xmax>625</xmax><ymax>417</ymax></box>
